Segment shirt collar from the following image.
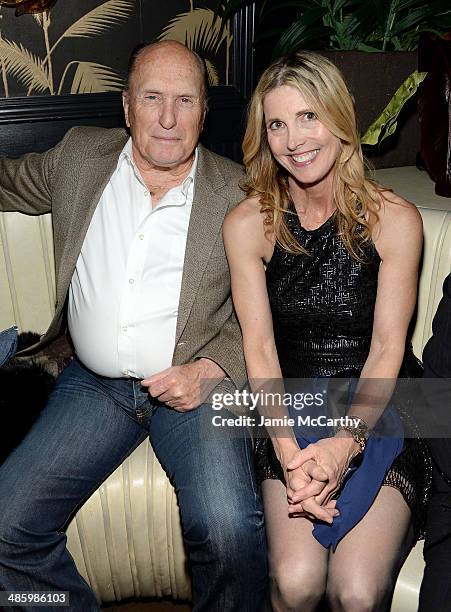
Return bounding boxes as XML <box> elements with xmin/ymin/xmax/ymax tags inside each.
<box><xmin>118</xmin><ymin>137</ymin><xmax>197</xmax><ymax>206</ymax></box>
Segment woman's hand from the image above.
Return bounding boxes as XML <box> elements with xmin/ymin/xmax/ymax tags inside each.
<box><xmin>278</xmin><ymin>444</ymin><xmax>340</xmax><ymax>523</ymax></box>
<box><xmin>287</xmin><ymin>436</ymin><xmax>361</xmax><ymax>507</ymax></box>
<box><xmin>287</xmin><ymin>459</ymin><xmax>340</xmax><ymax>523</ymax></box>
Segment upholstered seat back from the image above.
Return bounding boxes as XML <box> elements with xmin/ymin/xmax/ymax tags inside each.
<box><xmin>1</xmin><ymin>166</ymin><xmax>450</xmax><ymax>606</ymax></box>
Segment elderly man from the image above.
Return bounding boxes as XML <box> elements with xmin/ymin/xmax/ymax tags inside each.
<box><xmin>0</xmin><ymin>41</ymin><xmax>267</xmax><ymax>610</ymax></box>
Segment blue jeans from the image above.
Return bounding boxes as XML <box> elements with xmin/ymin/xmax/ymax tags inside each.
<box><xmin>0</xmin><ymin>359</ymin><xmax>267</xmax><ymax>611</ymax></box>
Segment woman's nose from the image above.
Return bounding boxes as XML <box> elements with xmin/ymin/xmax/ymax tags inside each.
<box><xmin>286</xmin><ymin>127</ymin><xmax>306</xmax><ymax>152</ymax></box>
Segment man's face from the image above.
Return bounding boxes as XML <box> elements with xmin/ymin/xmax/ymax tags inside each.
<box><xmin>123</xmin><ymin>46</ymin><xmax>206</xmax><ymax>171</ymax></box>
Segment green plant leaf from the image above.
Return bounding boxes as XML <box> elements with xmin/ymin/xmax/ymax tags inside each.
<box><xmin>0</xmin><ymin>37</ymin><xmax>50</xmax><ymax>93</ymax></box>
<box><xmin>254</xmin><ymin>27</ymin><xmax>288</xmax><ymax>44</ymax></box>
<box><xmin>70</xmin><ymin>61</ymin><xmax>124</xmax><ymax>93</ymax></box>
<box><xmin>272</xmin><ymin>6</ymin><xmax>330</xmax><ymax>57</ymax></box>
<box><xmin>391</xmin><ymin>1</ymin><xmax>451</xmax><ymax>37</ymax></box>
<box><xmin>218</xmin><ymin>0</ymin><xmax>450</xmax><ymax>55</ymax></box>
<box><xmin>355</xmin><ymin>42</ymin><xmax>383</xmax><ymax>52</ymax></box>
<box><xmin>262</xmin><ymin>1</ymin><xmax>312</xmax><ymax>18</ymax></box>
<box><xmin>159</xmin><ymin>8</ymin><xmax>229</xmax><ymax>55</ymax></box>
<box><xmin>333</xmin><ymin>0</ymin><xmax>352</xmax><ymax>13</ymax></box>
<box><xmin>361</xmin><ymin>70</ymin><xmax>427</xmax><ymax>146</ymax></box>
<box><xmin>397</xmin><ymin>0</ymin><xmax>428</xmax><ymax>10</ymax></box>
<box><xmin>335</xmin><ymin>0</ymin><xmax>380</xmax><ymax>50</ymax></box>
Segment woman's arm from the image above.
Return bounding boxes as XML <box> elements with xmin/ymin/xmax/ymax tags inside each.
<box><xmin>289</xmin><ymin>193</ymin><xmax>423</xmax><ymax>506</ymax></box>
<box><xmin>223</xmin><ymin>198</ymin><xmax>297</xmax><ymax>459</ymax></box>
<box><xmin>346</xmin><ymin>192</ymin><xmax>423</xmax><ymax>424</ymax></box>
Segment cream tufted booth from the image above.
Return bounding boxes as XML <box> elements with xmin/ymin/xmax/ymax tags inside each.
<box><xmin>1</xmin><ymin>166</ymin><xmax>450</xmax><ymax>609</ymax></box>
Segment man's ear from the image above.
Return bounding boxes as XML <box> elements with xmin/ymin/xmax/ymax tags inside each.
<box><xmin>122</xmin><ymin>91</ymin><xmax>130</xmax><ymax>128</ymax></box>
<box><xmin>200</xmin><ymin>107</ymin><xmax>207</xmax><ymax>132</ymax></box>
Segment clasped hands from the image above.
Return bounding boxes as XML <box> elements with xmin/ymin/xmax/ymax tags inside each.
<box><xmin>281</xmin><ymin>436</ymin><xmax>361</xmax><ymax>523</ymax></box>
<box><xmin>141</xmin><ymin>358</ymin><xmax>225</xmax><ymax>411</ymax></box>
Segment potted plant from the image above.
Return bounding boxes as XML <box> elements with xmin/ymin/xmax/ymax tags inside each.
<box><xmin>218</xmin><ymin>0</ymin><xmax>451</xmax><ymax>167</ymax></box>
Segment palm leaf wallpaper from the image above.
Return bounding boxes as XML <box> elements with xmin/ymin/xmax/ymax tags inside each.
<box><xmin>0</xmin><ymin>0</ymin><xmax>232</xmax><ymax>97</ymax></box>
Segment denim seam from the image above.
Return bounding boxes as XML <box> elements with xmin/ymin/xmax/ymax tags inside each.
<box><xmin>243</xmin><ymin>433</ymin><xmax>258</xmax><ymax>502</ymax></box>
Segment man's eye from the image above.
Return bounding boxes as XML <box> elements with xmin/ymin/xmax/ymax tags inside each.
<box><xmin>268</xmin><ymin>121</ymin><xmax>284</xmax><ymax>130</ymax></box>
<box><xmin>145</xmin><ymin>94</ymin><xmax>160</xmax><ymax>104</ymax></box>
<box><xmin>178</xmin><ymin>97</ymin><xmax>195</xmax><ymax>107</ymax></box>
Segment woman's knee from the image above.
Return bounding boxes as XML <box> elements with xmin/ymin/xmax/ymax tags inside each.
<box><xmin>327</xmin><ymin>575</ymin><xmax>391</xmax><ymax>612</ymax></box>
<box><xmin>270</xmin><ymin>557</ymin><xmax>326</xmax><ymax>611</ymax></box>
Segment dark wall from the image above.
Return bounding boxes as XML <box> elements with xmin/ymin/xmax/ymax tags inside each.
<box><xmin>0</xmin><ymin>0</ymin><xmax>233</xmax><ymax>98</ymax></box>
<box><xmin>0</xmin><ymin>3</ymin><xmax>255</xmax><ymax>163</ymax></box>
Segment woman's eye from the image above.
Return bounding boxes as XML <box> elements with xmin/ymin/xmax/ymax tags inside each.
<box><xmin>303</xmin><ymin>111</ymin><xmax>317</xmax><ymax>121</ymax></box>
<box><xmin>269</xmin><ymin>120</ymin><xmax>284</xmax><ymax>130</ymax></box>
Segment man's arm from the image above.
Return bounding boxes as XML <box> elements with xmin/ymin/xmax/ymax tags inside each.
<box><xmin>193</xmin><ymin>310</ymin><xmax>246</xmax><ymax>389</ymax></box>
<box><xmin>0</xmin><ymin>136</ymin><xmax>66</xmax><ymax>215</ymax></box>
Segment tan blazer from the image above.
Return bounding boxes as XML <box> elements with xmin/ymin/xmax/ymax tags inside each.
<box><xmin>0</xmin><ymin>127</ymin><xmax>247</xmax><ymax>391</ymax></box>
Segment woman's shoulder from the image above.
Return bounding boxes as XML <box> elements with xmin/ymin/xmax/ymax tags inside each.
<box><xmin>380</xmin><ymin>189</ymin><xmax>422</xmax><ymax>231</ymax></box>
<box><xmin>224</xmin><ymin>196</ymin><xmax>267</xmax><ymax>236</ymax></box>
<box><xmin>372</xmin><ymin>186</ymin><xmax>423</xmax><ymax>253</ymax></box>
<box><xmin>223</xmin><ymin>196</ymin><xmax>274</xmax><ymax>259</ymax></box>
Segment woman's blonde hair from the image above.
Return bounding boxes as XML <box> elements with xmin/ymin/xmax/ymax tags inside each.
<box><xmin>243</xmin><ymin>51</ymin><xmax>381</xmax><ymax>259</ymax></box>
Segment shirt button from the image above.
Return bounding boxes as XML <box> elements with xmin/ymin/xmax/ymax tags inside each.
<box><xmin>129</xmin><ymin>278</ymin><xmax>135</xmax><ymax>285</ymax></box>
<box><xmin>122</xmin><ymin>369</ymin><xmax>129</xmax><ymax>376</ymax></box>
<box><xmin>144</xmin><ymin>191</ymin><xmax>149</xmax><ymax>197</ymax></box>
<box><xmin>121</xmin><ymin>325</ymin><xmax>128</xmax><ymax>332</ymax></box>
<box><xmin>138</xmin><ymin>234</ymin><xmax>144</xmax><ymax>240</ymax></box>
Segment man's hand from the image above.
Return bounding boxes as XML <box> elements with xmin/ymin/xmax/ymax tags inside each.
<box><xmin>141</xmin><ymin>358</ymin><xmax>225</xmax><ymax>411</ymax></box>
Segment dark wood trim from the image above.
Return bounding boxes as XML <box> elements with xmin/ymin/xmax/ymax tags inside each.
<box><xmin>0</xmin><ymin>92</ymin><xmax>123</xmax><ymax>125</ymax></box>
<box><xmin>231</xmin><ymin>5</ymin><xmax>255</xmax><ymax>99</ymax></box>
<box><xmin>0</xmin><ymin>87</ymin><xmax>247</xmax><ymax>160</ymax></box>
<box><xmin>0</xmin><ymin>86</ymin><xmax>245</xmax><ymax>125</ymax></box>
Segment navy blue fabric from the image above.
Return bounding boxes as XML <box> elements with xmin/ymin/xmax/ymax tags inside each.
<box><xmin>288</xmin><ymin>378</ymin><xmax>404</xmax><ymax>549</ymax></box>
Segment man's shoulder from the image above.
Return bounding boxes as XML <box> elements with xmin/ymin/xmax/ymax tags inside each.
<box><xmin>59</xmin><ymin>126</ymin><xmax>128</xmax><ymax>153</ymax></box>
<box><xmin>198</xmin><ymin>145</ymin><xmax>244</xmax><ymax>181</ymax></box>
<box><xmin>197</xmin><ymin>145</ymin><xmax>244</xmax><ymax>205</ymax></box>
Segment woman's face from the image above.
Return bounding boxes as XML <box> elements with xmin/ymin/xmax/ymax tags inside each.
<box><xmin>263</xmin><ymin>85</ymin><xmax>341</xmax><ymax>189</ymax></box>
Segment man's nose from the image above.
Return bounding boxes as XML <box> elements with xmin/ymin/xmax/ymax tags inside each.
<box><xmin>159</xmin><ymin>99</ymin><xmax>177</xmax><ymax>129</ymax></box>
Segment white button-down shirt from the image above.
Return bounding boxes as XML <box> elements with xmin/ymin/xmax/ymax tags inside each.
<box><xmin>68</xmin><ymin>138</ymin><xmax>197</xmax><ymax>378</ymax></box>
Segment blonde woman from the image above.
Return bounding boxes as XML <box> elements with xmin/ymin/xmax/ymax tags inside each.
<box><xmin>223</xmin><ymin>52</ymin><xmax>430</xmax><ymax>611</ymax></box>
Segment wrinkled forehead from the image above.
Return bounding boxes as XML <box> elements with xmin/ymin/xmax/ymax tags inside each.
<box><xmin>130</xmin><ymin>49</ymin><xmax>204</xmax><ymax>97</ymax></box>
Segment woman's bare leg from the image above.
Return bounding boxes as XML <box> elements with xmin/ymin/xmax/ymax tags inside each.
<box><xmin>262</xmin><ymin>479</ymin><xmax>329</xmax><ymax>612</ymax></box>
<box><xmin>326</xmin><ymin>486</ymin><xmax>414</xmax><ymax>612</ymax></box>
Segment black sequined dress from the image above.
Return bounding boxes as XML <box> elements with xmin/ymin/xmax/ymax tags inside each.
<box><xmin>255</xmin><ymin>207</ymin><xmax>432</xmax><ymax>538</ymax></box>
